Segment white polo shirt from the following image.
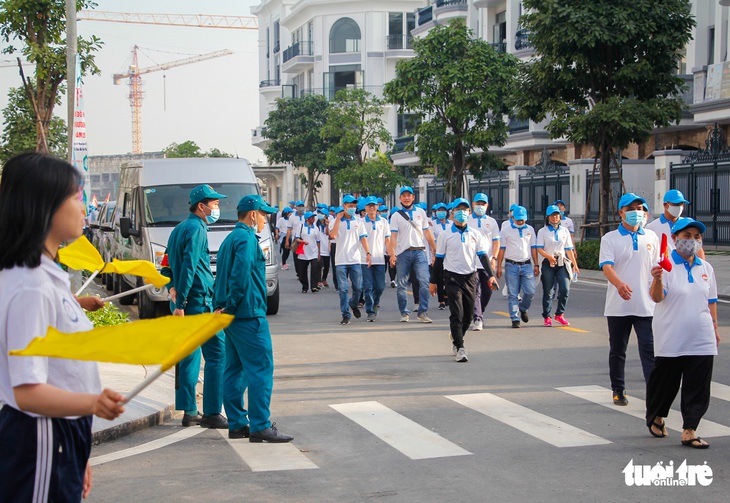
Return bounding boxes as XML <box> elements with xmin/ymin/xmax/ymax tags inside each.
<box><xmin>287</xmin><ymin>212</ymin><xmax>304</xmax><ymax>236</ymax></box>
<box><xmin>561</xmin><ymin>215</ymin><xmax>575</xmax><ymax>234</ymax></box>
<box><xmin>431</xmin><ymin>219</ymin><xmax>451</xmax><ymax>244</ymax></box>
<box><xmin>294</xmin><ymin>223</ymin><xmax>321</xmax><ymax>261</ymax></box>
<box><xmin>646</xmin><ymin>214</ymin><xmax>677</xmax><ymax>251</ymax></box>
<box><xmin>599</xmin><ymin>225</ymin><xmax>659</xmax><ymax>317</ymax></box>
<box><xmin>536</xmin><ymin>224</ymin><xmax>574</xmax><ymax>257</ymax></box>
<box><xmin>0</xmin><ymin>256</ymin><xmax>100</xmax><ymax>418</ymax></box>
<box><xmin>335</xmin><ymin>216</ymin><xmax>367</xmax><ymax>266</ymax></box>
<box><xmin>275</xmin><ymin>216</ymin><xmax>290</xmax><ymax>242</ymax></box>
<box><xmin>318</xmin><ymin>222</ymin><xmax>331</xmax><ymax>257</ymax></box>
<box><xmin>435</xmin><ymin>224</ymin><xmax>490</xmax><ymax>275</ymax></box>
<box><xmin>360</xmin><ymin>215</ymin><xmax>391</xmax><ymax>265</ymax></box>
<box><xmin>652</xmin><ymin>251</ymin><xmax>718</xmax><ymax>357</ymax></box>
<box><xmin>390</xmin><ymin>207</ymin><xmax>430</xmax><ymax>256</ymax></box>
<box><xmin>499</xmin><ymin>223</ymin><xmax>537</xmax><ymax>262</ymax></box>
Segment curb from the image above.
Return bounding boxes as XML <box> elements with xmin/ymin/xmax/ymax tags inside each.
<box><xmin>92</xmin><ymin>403</ymin><xmax>177</xmax><ymax>445</ymax></box>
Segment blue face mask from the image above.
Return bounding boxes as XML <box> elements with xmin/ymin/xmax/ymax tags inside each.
<box><xmin>453</xmin><ymin>210</ymin><xmax>469</xmax><ymax>223</ymax></box>
<box><xmin>514</xmin><ymin>222</ymin><xmax>526</xmax><ymax>229</ymax></box>
<box><xmin>346</xmin><ymin>207</ymin><xmax>357</xmax><ymax>217</ymax></box>
<box><xmin>436</xmin><ymin>211</ymin><xmax>447</xmax><ymax>220</ymax></box>
<box><xmin>203</xmin><ymin>205</ymin><xmax>220</xmax><ymax>224</ymax></box>
<box><xmin>624</xmin><ymin>210</ymin><xmax>644</xmax><ymax>227</ymax></box>
<box><xmin>317</xmin><ymin>214</ymin><xmax>325</xmax><ymax>221</ymax></box>
<box><xmin>380</xmin><ymin>211</ymin><xmax>388</xmax><ymax>217</ymax></box>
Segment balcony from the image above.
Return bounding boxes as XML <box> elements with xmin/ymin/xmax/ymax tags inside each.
<box><xmin>417</xmin><ymin>6</ymin><xmax>433</xmax><ymax>26</ymax></box>
<box><xmin>490</xmin><ymin>42</ymin><xmax>506</xmax><ymax>53</ymax></box>
<box><xmin>259</xmin><ymin>79</ymin><xmax>282</xmax><ymax>98</ymax></box>
<box><xmin>282</xmin><ymin>41</ymin><xmax>314</xmax><ymax>73</ymax></box>
<box><xmin>260</xmin><ymin>79</ymin><xmax>281</xmax><ymax>88</ymax></box>
<box><xmin>433</xmin><ymin>0</ymin><xmax>468</xmax><ymax>24</ymax></box>
<box><xmin>473</xmin><ymin>0</ymin><xmax>505</xmax><ymax>8</ymax></box>
<box><xmin>300</xmin><ymin>85</ymin><xmax>385</xmax><ymax>101</ymax></box>
<box><xmin>515</xmin><ymin>29</ymin><xmax>532</xmax><ymax>51</ymax></box>
<box><xmin>392</xmin><ymin>136</ymin><xmax>414</xmax><ymax>153</ymax></box>
<box><xmin>386</xmin><ymin>34</ymin><xmax>414</xmax><ymax>51</ymax></box>
<box><xmin>251</xmin><ymin>126</ymin><xmax>270</xmax><ymax>148</ymax></box>
<box><xmin>508</xmin><ymin>117</ymin><xmax>530</xmax><ymax>134</ymax></box>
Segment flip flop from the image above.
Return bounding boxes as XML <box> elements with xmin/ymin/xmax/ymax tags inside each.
<box><xmin>681</xmin><ymin>437</ymin><xmax>710</xmax><ymax>449</ymax></box>
<box><xmin>648</xmin><ymin>418</ymin><xmax>667</xmax><ymax>438</ymax></box>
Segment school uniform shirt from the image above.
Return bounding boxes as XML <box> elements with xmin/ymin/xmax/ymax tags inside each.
<box><xmin>436</xmin><ymin>224</ymin><xmax>490</xmax><ymax>275</ymax></box>
<box><xmin>0</xmin><ymin>256</ymin><xmax>100</xmax><ymax>418</ymax></box>
<box><xmin>536</xmin><ymin>224</ymin><xmax>574</xmax><ymax>257</ymax></box>
<box><xmin>599</xmin><ymin>225</ymin><xmax>659</xmax><ymax>317</ymax></box>
<box><xmin>287</xmin><ymin>212</ymin><xmax>304</xmax><ymax>237</ymax></box>
<box><xmin>295</xmin><ymin>223</ymin><xmax>321</xmax><ymax>261</ymax></box>
<box><xmin>431</xmin><ymin>219</ymin><xmax>451</xmax><ymax>244</ymax></box>
<box><xmin>318</xmin><ymin>223</ymin><xmax>331</xmax><ymax>256</ymax></box>
<box><xmin>360</xmin><ymin>215</ymin><xmax>391</xmax><ymax>265</ymax></box>
<box><xmin>652</xmin><ymin>250</ymin><xmax>718</xmax><ymax>357</ymax></box>
<box><xmin>499</xmin><ymin>223</ymin><xmax>537</xmax><ymax>262</ymax></box>
<box><xmin>389</xmin><ymin>207</ymin><xmax>430</xmax><ymax>256</ymax></box>
<box><xmin>335</xmin><ymin>216</ymin><xmax>367</xmax><ymax>266</ymax></box>
<box><xmin>500</xmin><ymin>219</ymin><xmax>513</xmax><ymax>233</ymax></box>
<box><xmin>468</xmin><ymin>214</ymin><xmax>500</xmax><ymax>270</ymax></box>
<box><xmin>646</xmin><ymin>214</ymin><xmax>676</xmax><ymax>251</ymax></box>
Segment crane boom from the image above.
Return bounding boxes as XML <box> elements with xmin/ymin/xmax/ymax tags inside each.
<box><xmin>78</xmin><ymin>10</ymin><xmax>257</xmax><ymax>30</ymax></box>
<box><xmin>112</xmin><ymin>49</ymin><xmax>233</xmax><ymax>84</ymax></box>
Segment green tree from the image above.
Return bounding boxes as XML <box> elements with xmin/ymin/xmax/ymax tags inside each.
<box><xmin>263</xmin><ymin>94</ymin><xmax>333</xmax><ymax>207</ymax></box>
<box><xmin>0</xmin><ymin>0</ymin><xmax>103</xmax><ymax>152</ymax></box>
<box><xmin>384</xmin><ymin>20</ymin><xmax>518</xmax><ymax>199</ymax></box>
<box><xmin>162</xmin><ymin>140</ymin><xmax>202</xmax><ymax>158</ymax></box>
<box><xmin>1</xmin><ymin>86</ymin><xmax>66</xmax><ymax>163</ymax></box>
<box><xmin>516</xmin><ymin>0</ymin><xmax>695</xmax><ymax>235</ymax></box>
<box><xmin>207</xmin><ymin>148</ymin><xmax>232</xmax><ymax>158</ymax></box>
<box><xmin>333</xmin><ymin>152</ymin><xmax>407</xmax><ymax>196</ymax></box>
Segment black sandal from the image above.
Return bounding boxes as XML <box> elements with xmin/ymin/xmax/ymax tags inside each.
<box><xmin>681</xmin><ymin>437</ymin><xmax>709</xmax><ymax>449</ymax></box>
<box><xmin>648</xmin><ymin>418</ymin><xmax>667</xmax><ymax>438</ymax></box>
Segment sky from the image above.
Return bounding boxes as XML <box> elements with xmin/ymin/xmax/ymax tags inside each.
<box><xmin>0</xmin><ymin>0</ymin><xmax>266</xmax><ymax>162</ymax></box>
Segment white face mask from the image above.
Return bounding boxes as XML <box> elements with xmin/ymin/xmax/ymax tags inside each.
<box><xmin>666</xmin><ymin>205</ymin><xmax>683</xmax><ymax>218</ymax></box>
<box><xmin>473</xmin><ymin>205</ymin><xmax>487</xmax><ymax>217</ymax></box>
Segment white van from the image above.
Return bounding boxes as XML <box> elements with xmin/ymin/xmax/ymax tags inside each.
<box><xmin>113</xmin><ymin>158</ymin><xmax>279</xmax><ymax>318</ymax></box>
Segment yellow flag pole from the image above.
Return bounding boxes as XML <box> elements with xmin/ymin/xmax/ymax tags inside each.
<box><xmin>75</xmin><ymin>270</ymin><xmax>100</xmax><ymax>296</ymax></box>
<box><xmin>104</xmin><ymin>283</ymin><xmax>155</xmax><ymax>303</ymax></box>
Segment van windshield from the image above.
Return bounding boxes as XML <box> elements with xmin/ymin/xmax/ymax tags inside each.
<box><xmin>142</xmin><ymin>183</ymin><xmax>258</xmax><ymax>227</ymax></box>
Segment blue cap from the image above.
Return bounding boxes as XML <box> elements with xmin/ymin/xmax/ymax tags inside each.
<box><xmin>433</xmin><ymin>203</ymin><xmax>448</xmax><ymax>211</ymax></box>
<box><xmin>189</xmin><ymin>184</ymin><xmax>228</xmax><ymax>206</ymax></box>
<box><xmin>329</xmin><ymin>206</ymin><xmax>336</xmax><ymax>212</ymax></box>
<box><xmin>672</xmin><ymin>217</ymin><xmax>706</xmax><ymax>234</ymax></box>
<box><xmin>288</xmin><ymin>200</ymin><xmax>295</xmax><ymax>205</ymax></box>
<box><xmin>342</xmin><ymin>194</ymin><xmax>357</xmax><ymax>204</ymax></box>
<box><xmin>554</xmin><ymin>199</ymin><xmax>566</xmax><ymax>206</ymax></box>
<box><xmin>545</xmin><ymin>205</ymin><xmax>561</xmax><ymax>216</ymax></box>
<box><xmin>376</xmin><ymin>197</ymin><xmax>384</xmax><ymax>204</ymax></box>
<box><xmin>473</xmin><ymin>193</ymin><xmax>489</xmax><ymax>203</ymax></box>
<box><xmin>303</xmin><ymin>211</ymin><xmax>316</xmax><ymax>219</ymax></box>
<box><xmin>618</xmin><ymin>193</ymin><xmax>647</xmax><ymax>209</ymax></box>
<box><xmin>295</xmin><ymin>200</ymin><xmax>305</xmax><ymax>207</ymax></box>
<box><xmin>416</xmin><ymin>202</ymin><xmax>427</xmax><ymax>209</ymax></box>
<box><xmin>509</xmin><ymin>203</ymin><xmax>518</xmax><ymax>212</ymax></box>
<box><xmin>664</xmin><ymin>189</ymin><xmax>690</xmax><ymax>205</ymax></box>
<box><xmin>400</xmin><ymin>186</ymin><xmax>414</xmax><ymax>195</ymax></box>
<box><xmin>237</xmin><ymin>194</ymin><xmax>276</xmax><ymax>214</ymax></box>
<box><xmin>513</xmin><ymin>205</ymin><xmax>528</xmax><ymax>221</ymax></box>
<box><xmin>446</xmin><ymin>202</ymin><xmax>454</xmax><ymax>210</ymax></box>
<box><xmin>364</xmin><ymin>196</ymin><xmax>378</xmax><ymax>206</ymax></box>
<box><xmin>452</xmin><ymin>197</ymin><xmax>470</xmax><ymax>209</ymax></box>
<box><xmin>379</xmin><ymin>205</ymin><xmax>388</xmax><ymax>212</ymax></box>
<box><xmin>282</xmin><ymin>207</ymin><xmax>293</xmax><ymax>213</ymax></box>
<box><xmin>335</xmin><ymin>206</ymin><xmax>344</xmax><ymax>213</ymax></box>
<box><xmin>357</xmin><ymin>201</ymin><xmax>365</xmax><ymax>211</ymax></box>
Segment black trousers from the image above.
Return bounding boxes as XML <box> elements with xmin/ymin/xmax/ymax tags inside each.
<box><xmin>385</xmin><ymin>255</ymin><xmax>397</xmax><ymax>282</ymax></box>
<box><xmin>330</xmin><ymin>244</ymin><xmax>338</xmax><ymax>290</ymax></box>
<box><xmin>607</xmin><ymin>316</ymin><xmax>655</xmax><ymax>392</ymax></box>
<box><xmin>645</xmin><ymin>355</ymin><xmax>713</xmax><ymax>431</ymax></box>
<box><xmin>298</xmin><ymin>258</ymin><xmax>321</xmax><ymax>291</ymax></box>
<box><xmin>320</xmin><ymin>255</ymin><xmax>331</xmax><ymax>282</ymax></box>
<box><xmin>279</xmin><ymin>241</ymin><xmax>290</xmax><ymax>265</ymax></box>
<box><xmin>445</xmin><ymin>271</ymin><xmax>477</xmax><ymax>349</ymax></box>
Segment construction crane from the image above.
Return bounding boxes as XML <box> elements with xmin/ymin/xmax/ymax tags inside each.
<box><xmin>113</xmin><ymin>46</ymin><xmax>233</xmax><ymax>153</ymax></box>
<box><xmin>78</xmin><ymin>10</ymin><xmax>258</xmax><ymax>30</ymax></box>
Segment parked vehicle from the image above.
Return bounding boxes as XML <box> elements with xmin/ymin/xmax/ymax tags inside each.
<box><xmin>113</xmin><ymin>158</ymin><xmax>279</xmax><ymax>318</ymax></box>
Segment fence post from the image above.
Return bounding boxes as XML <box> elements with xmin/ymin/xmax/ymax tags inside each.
<box><xmin>652</xmin><ymin>149</ymin><xmax>684</xmax><ymax>217</ymax></box>
<box><xmin>508</xmin><ymin>165</ymin><xmax>528</xmax><ymax>209</ymax></box>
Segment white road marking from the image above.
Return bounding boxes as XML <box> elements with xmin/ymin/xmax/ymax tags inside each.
<box><xmin>89</xmin><ymin>427</ymin><xmax>206</xmax><ymax>466</ymax></box>
<box><xmin>446</xmin><ymin>393</ymin><xmax>611</xmax><ymax>448</ymax></box>
<box><xmin>558</xmin><ymin>385</ymin><xmax>730</xmax><ymax>438</ymax></box>
<box><xmin>330</xmin><ymin>401</ymin><xmax>471</xmax><ymax>460</ymax></box>
<box><xmin>218</xmin><ymin>430</ymin><xmax>318</xmax><ymax>471</ymax></box>
<box><xmin>711</xmin><ymin>381</ymin><xmax>730</xmax><ymax>402</ymax></box>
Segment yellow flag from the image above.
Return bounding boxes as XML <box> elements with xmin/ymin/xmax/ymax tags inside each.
<box><xmin>10</xmin><ymin>313</ymin><xmax>233</xmax><ymax>371</ymax></box>
<box><xmin>58</xmin><ymin>236</ymin><xmax>169</xmax><ymax>288</ymax></box>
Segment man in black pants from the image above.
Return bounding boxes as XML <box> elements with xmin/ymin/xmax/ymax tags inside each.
<box><xmin>429</xmin><ymin>198</ymin><xmax>498</xmax><ymax>362</ymax></box>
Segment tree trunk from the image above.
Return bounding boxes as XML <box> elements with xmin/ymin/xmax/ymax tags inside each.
<box><xmin>598</xmin><ymin>142</ymin><xmax>612</xmax><ymax>237</ymax></box>
<box><xmin>452</xmin><ymin>143</ymin><xmax>465</xmax><ymax>199</ymax></box>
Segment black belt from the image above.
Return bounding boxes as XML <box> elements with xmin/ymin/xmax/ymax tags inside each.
<box><xmin>407</xmin><ymin>247</ymin><xmax>425</xmax><ymax>251</ymax></box>
<box><xmin>505</xmin><ymin>259</ymin><xmax>531</xmax><ymax>265</ymax></box>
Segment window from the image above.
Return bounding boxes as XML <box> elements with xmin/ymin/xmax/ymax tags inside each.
<box><xmin>708</xmin><ymin>27</ymin><xmax>715</xmax><ymax>65</ymax></box>
<box><xmin>388</xmin><ymin>13</ymin><xmax>415</xmax><ymax>50</ymax></box>
<box><xmin>274</xmin><ymin>20</ymin><xmax>280</xmax><ymax>53</ymax></box>
<box><xmin>397</xmin><ymin>113</ymin><xmax>420</xmax><ymax>138</ymax></box>
<box><xmin>330</xmin><ymin>18</ymin><xmax>361</xmax><ymax>53</ymax></box>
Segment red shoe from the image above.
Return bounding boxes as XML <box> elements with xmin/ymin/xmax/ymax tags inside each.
<box><xmin>554</xmin><ymin>314</ymin><xmax>570</xmax><ymax>326</ymax></box>
<box><xmin>543</xmin><ymin>317</ymin><xmax>552</xmax><ymax>327</ymax></box>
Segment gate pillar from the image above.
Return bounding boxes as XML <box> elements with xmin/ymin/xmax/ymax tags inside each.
<box><xmin>653</xmin><ymin>150</ymin><xmax>684</xmax><ymax>217</ymax></box>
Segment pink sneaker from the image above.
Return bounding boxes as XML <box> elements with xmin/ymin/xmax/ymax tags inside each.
<box><xmin>554</xmin><ymin>314</ymin><xmax>570</xmax><ymax>326</ymax></box>
<box><xmin>281</xmin><ymin>264</ymin><xmax>289</xmax><ymax>270</ymax></box>
<box><xmin>543</xmin><ymin>317</ymin><xmax>552</xmax><ymax>327</ymax></box>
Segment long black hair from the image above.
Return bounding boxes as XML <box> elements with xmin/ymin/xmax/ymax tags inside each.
<box><xmin>0</xmin><ymin>153</ymin><xmax>82</xmax><ymax>270</ymax></box>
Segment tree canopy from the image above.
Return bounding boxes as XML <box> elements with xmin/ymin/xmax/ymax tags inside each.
<box><xmin>162</xmin><ymin>140</ymin><xmax>232</xmax><ymax>158</ymax></box>
<box><xmin>384</xmin><ymin>20</ymin><xmax>518</xmax><ymax>199</ymax></box>
<box><xmin>333</xmin><ymin>152</ymin><xmax>407</xmax><ymax>196</ymax></box>
<box><xmin>516</xmin><ymin>0</ymin><xmax>695</xmax><ymax>234</ymax></box>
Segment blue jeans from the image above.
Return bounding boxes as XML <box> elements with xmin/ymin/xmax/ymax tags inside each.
<box><xmin>540</xmin><ymin>260</ymin><xmax>570</xmax><ymax>318</ymax></box>
<box><xmin>362</xmin><ymin>264</ymin><xmax>386</xmax><ymax>315</ymax></box>
<box><xmin>396</xmin><ymin>249</ymin><xmax>431</xmax><ymax>315</ymax></box>
<box><xmin>336</xmin><ymin>264</ymin><xmax>363</xmax><ymax>318</ymax></box>
<box><xmin>505</xmin><ymin>262</ymin><xmax>536</xmax><ymax>321</ymax></box>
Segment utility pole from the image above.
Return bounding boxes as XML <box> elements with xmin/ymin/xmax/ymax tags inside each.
<box><xmin>66</xmin><ymin>0</ymin><xmax>76</xmax><ymax>162</ymax></box>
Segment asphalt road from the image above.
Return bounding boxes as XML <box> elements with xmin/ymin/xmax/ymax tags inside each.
<box><xmin>87</xmin><ymin>269</ymin><xmax>730</xmax><ymax>502</ymax></box>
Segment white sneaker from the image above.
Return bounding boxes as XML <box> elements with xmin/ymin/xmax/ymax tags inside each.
<box><xmin>449</xmin><ymin>333</ymin><xmax>457</xmax><ymax>355</ymax></box>
<box><xmin>400</xmin><ymin>314</ymin><xmax>410</xmax><ymax>322</ymax></box>
<box><xmin>417</xmin><ymin>313</ymin><xmax>432</xmax><ymax>323</ymax></box>
<box><xmin>455</xmin><ymin>348</ymin><xmax>468</xmax><ymax>362</ymax></box>
<box><xmin>472</xmin><ymin>319</ymin><xmax>483</xmax><ymax>331</ymax></box>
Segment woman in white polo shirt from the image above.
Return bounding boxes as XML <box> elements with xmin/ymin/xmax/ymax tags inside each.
<box><xmin>645</xmin><ymin>218</ymin><xmax>719</xmax><ymax>449</ymax></box>
<box><xmin>0</xmin><ymin>153</ymin><xmax>125</xmax><ymax>502</ymax></box>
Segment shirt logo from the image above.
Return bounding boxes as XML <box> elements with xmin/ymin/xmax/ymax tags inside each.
<box><xmin>702</xmin><ymin>274</ymin><xmax>709</xmax><ymax>282</ymax></box>
<box><xmin>62</xmin><ymin>297</ymin><xmax>79</xmax><ymax>323</ymax></box>
<box><xmin>646</xmin><ymin>243</ymin><xmax>653</xmax><ymax>251</ymax></box>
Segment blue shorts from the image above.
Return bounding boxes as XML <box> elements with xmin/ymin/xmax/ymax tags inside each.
<box><xmin>0</xmin><ymin>405</ymin><xmax>92</xmax><ymax>502</ymax></box>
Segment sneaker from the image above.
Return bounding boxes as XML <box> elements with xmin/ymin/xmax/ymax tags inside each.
<box><xmin>520</xmin><ymin>310</ymin><xmax>529</xmax><ymax>323</ymax></box>
<box><xmin>317</xmin><ymin>282</ymin><xmax>324</xmax><ymax>289</ymax></box>
<box><xmin>358</xmin><ymin>301</ymin><xmax>365</xmax><ymax>308</ymax></box>
<box><xmin>390</xmin><ymin>280</ymin><xmax>396</xmax><ymax>288</ymax></box>
<box><xmin>511</xmin><ymin>320</ymin><xmax>521</xmax><ymax>329</ymax></box>
<box><xmin>543</xmin><ymin>317</ymin><xmax>552</xmax><ymax>327</ymax></box>
<box><xmin>367</xmin><ymin>313</ymin><xmax>376</xmax><ymax>322</ymax></box>
<box><xmin>302</xmin><ymin>289</ymin><xmax>308</xmax><ymax>293</ymax></box>
<box><xmin>281</xmin><ymin>264</ymin><xmax>289</xmax><ymax>270</ymax></box>
<box><xmin>417</xmin><ymin>313</ymin><xmax>432</xmax><ymax>323</ymax></box>
<box><xmin>400</xmin><ymin>314</ymin><xmax>410</xmax><ymax>322</ymax></box>
<box><xmin>455</xmin><ymin>347</ymin><xmax>468</xmax><ymax>363</ymax></box>
<box><xmin>340</xmin><ymin>316</ymin><xmax>350</xmax><ymax>325</ymax></box>
<box><xmin>322</xmin><ymin>281</ymin><xmax>329</xmax><ymax>288</ymax></box>
<box><xmin>438</xmin><ymin>302</ymin><xmax>446</xmax><ymax>310</ymax></box>
<box><xmin>375</xmin><ymin>305</ymin><xmax>380</xmax><ymax>314</ymax></box>
<box><xmin>352</xmin><ymin>305</ymin><xmax>361</xmax><ymax>318</ymax></box>
<box><xmin>613</xmin><ymin>391</ymin><xmax>628</xmax><ymax>406</ymax></box>
<box><xmin>472</xmin><ymin>319</ymin><xmax>483</xmax><ymax>331</ymax></box>
<box><xmin>554</xmin><ymin>314</ymin><xmax>570</xmax><ymax>326</ymax></box>
<box><xmin>311</xmin><ymin>287</ymin><xmax>320</xmax><ymax>293</ymax></box>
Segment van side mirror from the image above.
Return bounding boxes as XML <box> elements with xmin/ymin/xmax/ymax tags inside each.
<box><xmin>119</xmin><ymin>217</ymin><xmax>139</xmax><ymax>238</ymax></box>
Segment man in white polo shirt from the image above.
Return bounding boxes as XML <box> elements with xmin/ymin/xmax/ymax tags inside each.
<box><xmin>292</xmin><ymin>211</ymin><xmax>321</xmax><ymax>293</ymax></box>
<box><xmin>496</xmin><ymin>205</ymin><xmax>539</xmax><ymax>328</ymax></box>
<box><xmin>361</xmin><ymin>196</ymin><xmax>391</xmax><ymax>322</ymax></box>
<box><xmin>646</xmin><ymin>189</ymin><xmax>706</xmax><ymax>260</ymax></box>
<box><xmin>599</xmin><ymin>192</ymin><xmax>659</xmax><ymax>406</ymax></box>
<box><xmin>388</xmin><ymin>186</ymin><xmax>437</xmax><ymax>323</ymax></box>
<box><xmin>467</xmin><ymin>192</ymin><xmax>501</xmax><ymax>331</ymax></box>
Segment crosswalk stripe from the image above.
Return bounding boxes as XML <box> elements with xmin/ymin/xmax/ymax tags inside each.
<box><xmin>89</xmin><ymin>427</ymin><xmax>206</xmax><ymax>466</ymax></box>
<box><xmin>218</xmin><ymin>430</ymin><xmax>318</xmax><ymax>472</ymax></box>
<box><xmin>446</xmin><ymin>393</ymin><xmax>611</xmax><ymax>448</ymax></box>
<box><xmin>710</xmin><ymin>381</ymin><xmax>730</xmax><ymax>402</ymax></box>
<box><xmin>330</xmin><ymin>401</ymin><xmax>471</xmax><ymax>460</ymax></box>
<box><xmin>557</xmin><ymin>385</ymin><xmax>730</xmax><ymax>438</ymax></box>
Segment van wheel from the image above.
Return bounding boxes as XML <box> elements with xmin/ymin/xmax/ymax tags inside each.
<box><xmin>266</xmin><ymin>284</ymin><xmax>279</xmax><ymax>315</ymax></box>
<box><xmin>138</xmin><ymin>285</ymin><xmax>156</xmax><ymax>319</ymax></box>
<box><xmin>118</xmin><ymin>276</ymin><xmax>135</xmax><ymax>305</ymax></box>
<box><xmin>155</xmin><ymin>301</ymin><xmax>171</xmax><ymax>318</ymax></box>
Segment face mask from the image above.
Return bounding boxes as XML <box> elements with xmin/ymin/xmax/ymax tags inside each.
<box><xmin>297</xmin><ymin>207</ymin><xmax>304</xmax><ymax>214</ymax></box>
<box><xmin>453</xmin><ymin>210</ymin><xmax>469</xmax><ymax>223</ymax></box>
<box><xmin>203</xmin><ymin>205</ymin><xmax>220</xmax><ymax>224</ymax></box>
<box><xmin>675</xmin><ymin>238</ymin><xmax>702</xmax><ymax>257</ymax></box>
<box><xmin>514</xmin><ymin>222</ymin><xmax>526</xmax><ymax>229</ymax></box>
<box><xmin>473</xmin><ymin>205</ymin><xmax>486</xmax><ymax>217</ymax></box>
<box><xmin>346</xmin><ymin>207</ymin><xmax>357</xmax><ymax>217</ymax></box>
<box><xmin>317</xmin><ymin>214</ymin><xmax>325</xmax><ymax>221</ymax></box>
<box><xmin>436</xmin><ymin>211</ymin><xmax>447</xmax><ymax>220</ymax></box>
<box><xmin>666</xmin><ymin>205</ymin><xmax>683</xmax><ymax>218</ymax></box>
<box><xmin>380</xmin><ymin>212</ymin><xmax>388</xmax><ymax>217</ymax></box>
<box><xmin>623</xmin><ymin>210</ymin><xmax>644</xmax><ymax>227</ymax></box>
